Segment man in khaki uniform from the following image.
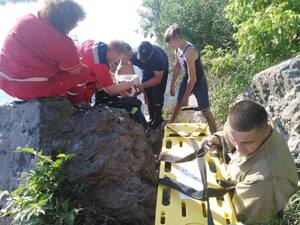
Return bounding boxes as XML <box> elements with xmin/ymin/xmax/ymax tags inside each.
<box><xmin>202</xmin><ymin>100</ymin><xmax>298</xmax><ymax>224</ymax></box>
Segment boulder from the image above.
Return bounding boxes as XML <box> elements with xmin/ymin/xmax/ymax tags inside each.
<box><xmin>237</xmin><ymin>54</ymin><xmax>300</xmax><ymax>163</ymax></box>
<box><xmin>0</xmin><ymin>97</ymin><xmax>157</xmax><ymax>225</ymax></box>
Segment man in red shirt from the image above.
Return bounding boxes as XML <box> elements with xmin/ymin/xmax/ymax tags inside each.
<box><xmin>66</xmin><ymin>40</ymin><xmax>140</xmax><ymax>104</ymax></box>
<box><xmin>0</xmin><ymin>0</ymin><xmax>89</xmax><ymax>100</ymax></box>
<box><xmin>66</xmin><ymin>40</ymin><xmax>147</xmax><ymax>127</ymax></box>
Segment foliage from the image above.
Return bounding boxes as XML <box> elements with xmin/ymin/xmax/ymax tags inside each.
<box><xmin>226</xmin><ymin>0</ymin><xmax>300</xmax><ymax>62</ymax></box>
<box><xmin>201</xmin><ymin>46</ymin><xmax>272</xmax><ymax>125</ymax></box>
<box><xmin>273</xmin><ymin>189</ymin><xmax>300</xmax><ymax>225</ymax></box>
<box><xmin>139</xmin><ymin>0</ymin><xmax>235</xmax><ymax>49</ymax></box>
<box><xmin>0</xmin><ymin>148</ymin><xmax>85</xmax><ymax>225</ymax></box>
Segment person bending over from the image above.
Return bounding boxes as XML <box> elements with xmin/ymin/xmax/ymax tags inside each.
<box><xmin>202</xmin><ymin>100</ymin><xmax>297</xmax><ymax>224</ymax></box>
<box><xmin>0</xmin><ymin>0</ymin><xmax>90</xmax><ymax>100</ymax></box>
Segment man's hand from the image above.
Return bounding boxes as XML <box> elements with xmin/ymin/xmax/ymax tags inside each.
<box><xmin>130</xmin><ymin>75</ymin><xmax>141</xmax><ymax>86</ymax></box>
<box><xmin>132</xmin><ymin>84</ymin><xmax>144</xmax><ymax>97</ymax></box>
<box><xmin>199</xmin><ymin>134</ymin><xmax>221</xmax><ymax>151</ymax></box>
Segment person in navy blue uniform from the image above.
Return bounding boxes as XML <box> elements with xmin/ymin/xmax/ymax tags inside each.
<box><xmin>131</xmin><ymin>41</ymin><xmax>169</xmax><ymax>128</ymax></box>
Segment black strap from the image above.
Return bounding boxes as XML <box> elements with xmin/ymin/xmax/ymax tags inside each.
<box><xmin>211</xmin><ymin>134</ymin><xmax>231</xmax><ymax>164</ymax></box>
<box><xmin>165</xmin><ymin>125</ymin><xmax>206</xmax><ymax>137</ymax></box>
<box><xmin>195</xmin><ymin>139</ymin><xmax>214</xmax><ymax>225</ymax></box>
<box><xmin>159</xmin><ymin>138</ymin><xmax>235</xmax><ymax>224</ymax></box>
<box><xmin>181</xmin><ymin>106</ymin><xmax>201</xmax><ymax>111</ymax></box>
<box><xmin>159</xmin><ymin>177</ymin><xmax>234</xmax><ymax>200</ymax></box>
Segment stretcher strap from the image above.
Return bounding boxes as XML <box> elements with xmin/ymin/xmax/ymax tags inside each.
<box><xmin>159</xmin><ymin>137</ymin><xmax>235</xmax><ymax>225</ymax></box>
<box><xmin>159</xmin><ymin>177</ymin><xmax>234</xmax><ymax>200</ymax></box>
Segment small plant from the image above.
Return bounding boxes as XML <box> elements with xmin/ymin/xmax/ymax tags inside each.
<box><xmin>0</xmin><ymin>148</ymin><xmax>81</xmax><ymax>225</ymax></box>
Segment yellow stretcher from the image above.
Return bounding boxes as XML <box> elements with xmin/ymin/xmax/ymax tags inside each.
<box><xmin>155</xmin><ymin>123</ymin><xmax>237</xmax><ymax>225</ymax></box>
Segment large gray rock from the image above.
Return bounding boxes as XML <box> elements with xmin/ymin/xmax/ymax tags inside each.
<box><xmin>237</xmin><ymin>54</ymin><xmax>300</xmax><ymax>163</ymax></box>
<box><xmin>0</xmin><ymin>97</ymin><xmax>157</xmax><ymax>225</ymax></box>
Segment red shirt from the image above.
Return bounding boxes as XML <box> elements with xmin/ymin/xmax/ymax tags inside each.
<box><xmin>66</xmin><ymin>40</ymin><xmax>114</xmax><ymax>103</ymax></box>
<box><xmin>0</xmin><ymin>13</ymin><xmax>81</xmax><ymax>79</ymax></box>
<box><xmin>78</xmin><ymin>40</ymin><xmax>113</xmax><ymax>87</ymax></box>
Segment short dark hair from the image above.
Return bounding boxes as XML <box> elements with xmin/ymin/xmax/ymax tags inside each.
<box><xmin>228</xmin><ymin>100</ymin><xmax>268</xmax><ymax>131</ymax></box>
<box><xmin>39</xmin><ymin>0</ymin><xmax>85</xmax><ymax>34</ymax></box>
<box><xmin>164</xmin><ymin>24</ymin><xmax>182</xmax><ymax>43</ymax></box>
<box><xmin>137</xmin><ymin>41</ymin><xmax>153</xmax><ymax>62</ymax></box>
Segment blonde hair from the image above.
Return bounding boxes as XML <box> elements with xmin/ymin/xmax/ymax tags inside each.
<box><xmin>164</xmin><ymin>24</ymin><xmax>182</xmax><ymax>43</ymax></box>
<box><xmin>39</xmin><ymin>0</ymin><xmax>85</xmax><ymax>34</ymax></box>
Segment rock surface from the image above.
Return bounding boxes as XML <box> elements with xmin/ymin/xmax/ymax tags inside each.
<box><xmin>0</xmin><ymin>97</ymin><xmax>157</xmax><ymax>225</ymax></box>
<box><xmin>237</xmin><ymin>54</ymin><xmax>300</xmax><ymax>163</ymax></box>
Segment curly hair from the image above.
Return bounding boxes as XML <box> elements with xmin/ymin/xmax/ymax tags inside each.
<box><xmin>39</xmin><ymin>0</ymin><xmax>86</xmax><ymax>34</ymax></box>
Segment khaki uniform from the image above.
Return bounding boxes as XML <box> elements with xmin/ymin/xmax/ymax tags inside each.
<box><xmin>219</xmin><ymin>125</ymin><xmax>298</xmax><ymax>224</ymax></box>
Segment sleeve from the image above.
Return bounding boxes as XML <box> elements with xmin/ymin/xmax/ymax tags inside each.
<box><xmin>233</xmin><ymin>174</ymin><xmax>276</xmax><ymax>224</ymax></box>
<box><xmin>153</xmin><ymin>54</ymin><xmax>166</xmax><ymax>72</ymax></box>
<box><xmin>91</xmin><ymin>64</ymin><xmax>113</xmax><ymax>87</ymax></box>
<box><xmin>66</xmin><ymin>83</ymin><xmax>96</xmax><ymax>103</ymax></box>
<box><xmin>55</xmin><ymin>39</ymin><xmax>82</xmax><ymax>72</ymax></box>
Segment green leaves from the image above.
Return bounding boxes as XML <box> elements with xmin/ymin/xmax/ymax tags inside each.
<box><xmin>139</xmin><ymin>0</ymin><xmax>235</xmax><ymax>49</ymax></box>
<box><xmin>0</xmin><ymin>149</ymin><xmax>82</xmax><ymax>225</ymax></box>
<box><xmin>201</xmin><ymin>45</ymin><xmax>272</xmax><ymax>126</ymax></box>
<box><xmin>226</xmin><ymin>0</ymin><xmax>300</xmax><ymax>62</ymax></box>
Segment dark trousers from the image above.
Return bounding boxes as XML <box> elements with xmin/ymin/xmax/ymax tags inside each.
<box><xmin>95</xmin><ymin>91</ymin><xmax>147</xmax><ymax>127</ymax></box>
<box><xmin>142</xmin><ymin>70</ymin><xmax>168</xmax><ymax>127</ymax></box>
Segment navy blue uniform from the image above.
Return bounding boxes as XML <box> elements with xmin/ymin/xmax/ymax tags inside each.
<box><xmin>131</xmin><ymin>45</ymin><xmax>169</xmax><ymax>106</ymax></box>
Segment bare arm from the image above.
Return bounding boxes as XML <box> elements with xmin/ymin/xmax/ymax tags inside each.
<box><xmin>104</xmin><ymin>76</ymin><xmax>140</xmax><ymax>96</ymax></box>
<box><xmin>170</xmin><ymin>57</ymin><xmax>181</xmax><ymax>96</ymax></box>
<box><xmin>140</xmin><ymin>70</ymin><xmax>164</xmax><ymax>89</ymax></box>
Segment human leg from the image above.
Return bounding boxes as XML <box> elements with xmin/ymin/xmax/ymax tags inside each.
<box><xmin>48</xmin><ymin>67</ymin><xmax>91</xmax><ymax>96</ymax></box>
<box><xmin>148</xmin><ymin>78</ymin><xmax>167</xmax><ymax>128</ymax></box>
<box><xmin>169</xmin><ymin>76</ymin><xmax>188</xmax><ymax>123</ymax></box>
<box><xmin>202</xmin><ymin>108</ymin><xmax>217</xmax><ymax>133</ymax></box>
<box><xmin>193</xmin><ymin>75</ymin><xmax>217</xmax><ymax>133</ymax></box>
<box><xmin>95</xmin><ymin>91</ymin><xmax>148</xmax><ymax>128</ymax></box>
<box><xmin>169</xmin><ymin>102</ymin><xmax>181</xmax><ymax>123</ymax></box>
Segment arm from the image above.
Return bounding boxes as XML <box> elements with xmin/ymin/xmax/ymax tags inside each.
<box><xmin>104</xmin><ymin>78</ymin><xmax>139</xmax><ymax>96</ymax></box>
<box><xmin>140</xmin><ymin>70</ymin><xmax>163</xmax><ymax>89</ymax></box>
<box><xmin>116</xmin><ymin>58</ymin><xmax>135</xmax><ymax>75</ymax></box>
<box><xmin>169</xmin><ymin>102</ymin><xmax>181</xmax><ymax>123</ymax></box>
<box><xmin>232</xmin><ymin>175</ymin><xmax>275</xmax><ymax>224</ymax></box>
<box><xmin>67</xmin><ymin>63</ymin><xmax>86</xmax><ymax>75</ymax></box>
<box><xmin>54</xmin><ymin>40</ymin><xmax>87</xmax><ymax>75</ymax></box>
<box><xmin>93</xmin><ymin>63</ymin><xmax>140</xmax><ymax>96</ymax></box>
<box><xmin>180</xmin><ymin>48</ymin><xmax>197</xmax><ymax>105</ymax></box>
<box><xmin>170</xmin><ymin>56</ymin><xmax>181</xmax><ymax>96</ymax></box>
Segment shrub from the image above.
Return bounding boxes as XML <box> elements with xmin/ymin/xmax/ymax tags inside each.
<box><xmin>201</xmin><ymin>45</ymin><xmax>272</xmax><ymax>126</ymax></box>
<box><xmin>226</xmin><ymin>0</ymin><xmax>300</xmax><ymax>62</ymax></box>
<box><xmin>0</xmin><ymin>148</ymin><xmax>83</xmax><ymax>225</ymax></box>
